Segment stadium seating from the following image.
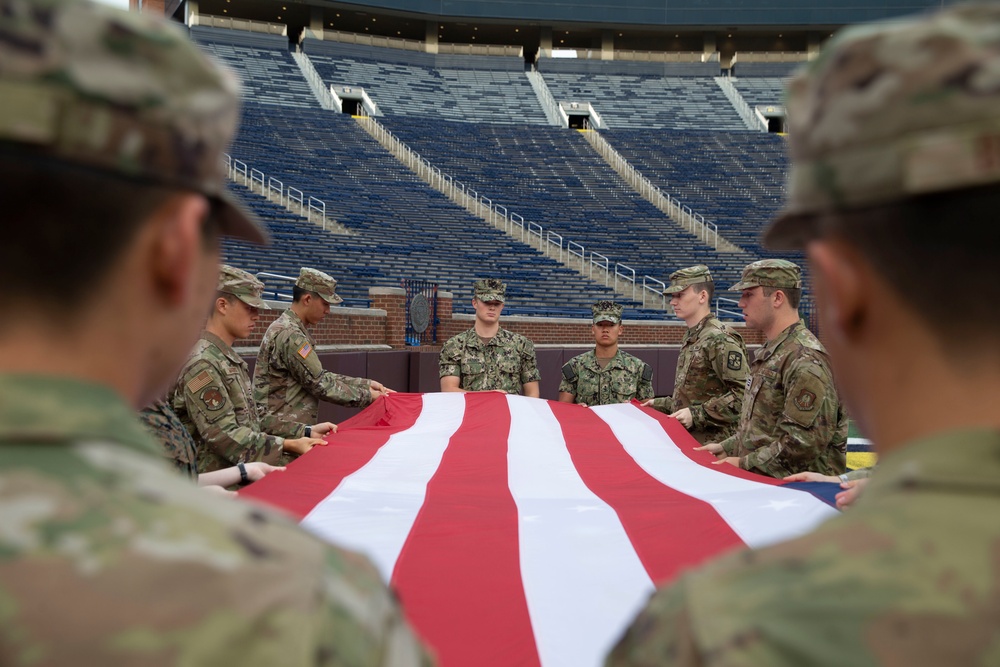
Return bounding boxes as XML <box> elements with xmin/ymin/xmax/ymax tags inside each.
<box><xmin>305</xmin><ymin>39</ymin><xmax>548</xmax><ymax>124</ymax></box>
<box><xmin>190</xmin><ymin>26</ymin><xmax>318</xmax><ymax>108</ymax></box>
<box><xmin>731</xmin><ymin>77</ymin><xmax>788</xmax><ymax>108</ymax></box>
<box><xmin>381</xmin><ymin>116</ymin><xmax>748</xmax><ymax>286</ymax></box>
<box><xmin>223</xmin><ymin>103</ymin><xmax>659</xmax><ymax>318</ymax></box>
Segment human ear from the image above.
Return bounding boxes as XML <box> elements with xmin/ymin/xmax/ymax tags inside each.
<box><xmin>807</xmin><ymin>239</ymin><xmax>866</xmax><ymax>344</ymax></box>
<box><xmin>146</xmin><ymin>194</ymin><xmax>209</xmax><ymax>308</ymax></box>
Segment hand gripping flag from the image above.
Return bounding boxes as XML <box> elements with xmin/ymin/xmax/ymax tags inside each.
<box><xmin>242</xmin><ymin>392</ymin><xmax>839</xmax><ymax>667</ymax></box>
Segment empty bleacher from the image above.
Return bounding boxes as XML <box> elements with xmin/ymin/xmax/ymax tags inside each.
<box><xmin>731</xmin><ymin>77</ymin><xmax>788</xmax><ymax>108</ymax></box>
<box><xmin>223</xmin><ymin>103</ymin><xmax>653</xmax><ymax>317</ymax></box>
<box><xmin>305</xmin><ymin>40</ymin><xmax>548</xmax><ymax>124</ymax></box>
<box><xmin>381</xmin><ymin>116</ymin><xmax>748</xmax><ymax>286</ymax></box>
<box><xmin>191</xmin><ymin>26</ymin><xmax>318</xmax><ymax>108</ymax></box>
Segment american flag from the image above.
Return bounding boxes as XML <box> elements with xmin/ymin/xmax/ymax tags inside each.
<box><xmin>242</xmin><ymin>393</ymin><xmax>838</xmax><ymax>667</ymax></box>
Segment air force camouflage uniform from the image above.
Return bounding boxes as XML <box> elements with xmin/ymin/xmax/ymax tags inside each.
<box><xmin>138</xmin><ymin>397</ymin><xmax>199</xmax><ymax>479</ymax></box>
<box><xmin>439</xmin><ymin>279</ymin><xmax>540</xmax><ymax>394</ymax></box>
<box><xmin>559</xmin><ymin>302</ymin><xmax>653</xmax><ymax>406</ymax></box>
<box><xmin>650</xmin><ymin>266</ymin><xmax>748</xmax><ymax>443</ymax></box>
<box><xmin>719</xmin><ymin>260</ymin><xmax>847</xmax><ymax>477</ymax></box>
<box><xmin>254</xmin><ymin>268</ymin><xmax>373</xmax><ymax>430</ymax></box>
<box><xmin>0</xmin><ymin>2</ymin><xmax>430</xmax><ymax>664</ymax></box>
<box><xmin>605</xmin><ymin>10</ymin><xmax>1000</xmax><ymax>663</ymax></box>
<box><xmin>174</xmin><ymin>267</ymin><xmax>300</xmax><ymax>472</ymax></box>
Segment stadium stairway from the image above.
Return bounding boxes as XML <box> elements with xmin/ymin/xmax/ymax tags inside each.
<box><xmin>224</xmin><ymin>102</ymin><xmax>667</xmax><ymax>319</ymax></box>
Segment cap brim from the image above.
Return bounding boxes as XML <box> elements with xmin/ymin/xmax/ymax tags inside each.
<box><xmin>476</xmin><ymin>294</ymin><xmax>505</xmax><ymax>303</ymax></box>
<box><xmin>729</xmin><ymin>280</ymin><xmax>757</xmax><ymax>291</ymax></box>
<box><xmin>215</xmin><ymin>190</ymin><xmax>270</xmax><ymax>245</ymax></box>
<box><xmin>662</xmin><ymin>284</ymin><xmax>685</xmax><ymax>295</ymax></box>
<box><xmin>762</xmin><ymin>209</ymin><xmax>820</xmax><ymax>251</ymax></box>
<box><xmin>593</xmin><ymin>316</ymin><xmax>620</xmax><ymax>324</ymax></box>
<box><xmin>320</xmin><ymin>292</ymin><xmax>344</xmax><ymax>305</ymax></box>
<box><xmin>238</xmin><ymin>294</ymin><xmax>270</xmax><ymax>309</ymax></box>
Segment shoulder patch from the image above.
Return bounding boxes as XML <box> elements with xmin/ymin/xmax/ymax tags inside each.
<box><xmin>641</xmin><ymin>363</ymin><xmax>653</xmax><ymax>382</ymax></box>
<box><xmin>794</xmin><ymin>388</ymin><xmax>817</xmax><ymax>411</ymax></box>
<box><xmin>727</xmin><ymin>350</ymin><xmax>744</xmax><ymax>371</ymax></box>
<box><xmin>200</xmin><ymin>387</ymin><xmax>226</xmax><ymax>411</ymax></box>
<box><xmin>186</xmin><ymin>370</ymin><xmax>213</xmax><ymax>394</ymax></box>
<box><xmin>562</xmin><ymin>362</ymin><xmax>577</xmax><ymax>381</ymax></box>
<box><xmin>297</xmin><ymin>342</ymin><xmax>313</xmax><ymax>359</ymax></box>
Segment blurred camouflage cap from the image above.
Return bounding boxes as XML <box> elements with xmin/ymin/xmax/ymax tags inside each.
<box><xmin>474</xmin><ymin>279</ymin><xmax>506</xmax><ymax>303</ymax></box>
<box><xmin>663</xmin><ymin>265</ymin><xmax>713</xmax><ymax>294</ymax></box>
<box><xmin>592</xmin><ymin>300</ymin><xmax>623</xmax><ymax>324</ymax></box>
<box><xmin>296</xmin><ymin>267</ymin><xmax>343</xmax><ymax>305</ymax></box>
<box><xmin>218</xmin><ymin>265</ymin><xmax>269</xmax><ymax>309</ymax></box>
<box><xmin>767</xmin><ymin>3</ymin><xmax>1000</xmax><ymax>249</ymax></box>
<box><xmin>730</xmin><ymin>259</ymin><xmax>802</xmax><ymax>291</ymax></box>
<box><xmin>0</xmin><ymin>0</ymin><xmax>267</xmax><ymax>245</ymax></box>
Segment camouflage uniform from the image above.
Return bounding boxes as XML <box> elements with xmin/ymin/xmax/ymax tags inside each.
<box><xmin>138</xmin><ymin>397</ymin><xmax>199</xmax><ymax>480</ymax></box>
<box><xmin>254</xmin><ymin>268</ymin><xmax>373</xmax><ymax>430</ymax></box>
<box><xmin>0</xmin><ymin>375</ymin><xmax>432</xmax><ymax>666</ymax></box>
<box><xmin>718</xmin><ymin>261</ymin><xmax>847</xmax><ymax>477</ymax></box>
<box><xmin>174</xmin><ymin>267</ymin><xmax>301</xmax><ymax>473</ymax></box>
<box><xmin>609</xmin><ymin>9</ymin><xmax>1000</xmax><ymax>665</ymax></box>
<box><xmin>0</xmin><ymin>1</ymin><xmax>430</xmax><ymax>663</ymax></box>
<box><xmin>559</xmin><ymin>301</ymin><xmax>653</xmax><ymax>406</ymax></box>
<box><xmin>650</xmin><ymin>267</ymin><xmax>748</xmax><ymax>443</ymax></box>
<box><xmin>439</xmin><ymin>279</ymin><xmax>540</xmax><ymax>394</ymax></box>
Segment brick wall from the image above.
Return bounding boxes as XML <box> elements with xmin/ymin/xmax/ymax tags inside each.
<box><xmin>242</xmin><ymin>288</ymin><xmax>765</xmax><ymax>350</ymax></box>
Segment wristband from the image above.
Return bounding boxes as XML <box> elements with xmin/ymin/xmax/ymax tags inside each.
<box><xmin>305</xmin><ymin>425</ymin><xmax>312</xmax><ymax>438</ymax></box>
<box><xmin>237</xmin><ymin>462</ymin><xmax>249</xmax><ymax>485</ymax></box>
<box><xmin>839</xmin><ymin>473</ymin><xmax>850</xmax><ymax>483</ymax></box>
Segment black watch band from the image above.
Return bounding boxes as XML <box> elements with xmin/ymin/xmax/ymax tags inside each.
<box><xmin>237</xmin><ymin>461</ymin><xmax>249</xmax><ymax>485</ymax></box>
<box><xmin>304</xmin><ymin>425</ymin><xmax>312</xmax><ymax>437</ymax></box>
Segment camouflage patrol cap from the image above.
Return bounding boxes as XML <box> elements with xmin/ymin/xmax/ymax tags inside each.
<box><xmin>592</xmin><ymin>300</ymin><xmax>623</xmax><ymax>325</ymax></box>
<box><xmin>663</xmin><ymin>265</ymin><xmax>713</xmax><ymax>295</ymax></box>
<box><xmin>766</xmin><ymin>3</ymin><xmax>1000</xmax><ymax>249</ymax></box>
<box><xmin>296</xmin><ymin>268</ymin><xmax>343</xmax><ymax>305</ymax></box>
<box><xmin>473</xmin><ymin>279</ymin><xmax>506</xmax><ymax>303</ymax></box>
<box><xmin>0</xmin><ymin>0</ymin><xmax>267</xmax><ymax>245</ymax></box>
<box><xmin>218</xmin><ymin>265</ymin><xmax>269</xmax><ymax>309</ymax></box>
<box><xmin>730</xmin><ymin>259</ymin><xmax>802</xmax><ymax>291</ymax></box>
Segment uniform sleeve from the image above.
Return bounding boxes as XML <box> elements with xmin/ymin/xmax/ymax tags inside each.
<box><xmin>519</xmin><ymin>338</ymin><xmax>541</xmax><ymax>385</ymax></box>
<box><xmin>178</xmin><ymin>362</ymin><xmax>283</xmax><ymax>467</ymax></box>
<box><xmin>605</xmin><ymin>576</ymin><xmax>702</xmax><ymax>667</ymax></box>
<box><xmin>558</xmin><ymin>360</ymin><xmax>579</xmax><ymax>396</ymax></box>
<box><xmin>636</xmin><ymin>363</ymin><xmax>654</xmax><ymax>401</ymax></box>
<box><xmin>740</xmin><ymin>358</ymin><xmax>842</xmax><ymax>477</ymax></box>
<box><xmin>648</xmin><ymin>396</ymin><xmax>675</xmax><ymax>414</ymax></box>
<box><xmin>439</xmin><ymin>336</ymin><xmax>462</xmax><ymax>379</ymax></box>
<box><xmin>280</xmin><ymin>330</ymin><xmax>373</xmax><ymax>409</ymax></box>
<box><xmin>691</xmin><ymin>334</ymin><xmax>748</xmax><ymax>431</ymax></box>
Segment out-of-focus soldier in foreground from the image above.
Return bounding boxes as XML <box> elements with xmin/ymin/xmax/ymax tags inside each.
<box><xmin>0</xmin><ymin>0</ymin><xmax>432</xmax><ymax>663</ymax></box>
<box><xmin>608</xmin><ymin>5</ymin><xmax>1000</xmax><ymax>665</ymax></box>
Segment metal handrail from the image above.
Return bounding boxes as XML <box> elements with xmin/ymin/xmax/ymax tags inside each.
<box><xmin>223</xmin><ymin>153</ymin><xmax>329</xmax><ymax>228</ymax></box>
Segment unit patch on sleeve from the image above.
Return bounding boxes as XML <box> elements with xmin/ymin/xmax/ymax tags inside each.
<box><xmin>200</xmin><ymin>387</ymin><xmax>226</xmax><ymax>411</ymax></box>
<box><xmin>727</xmin><ymin>351</ymin><xmax>743</xmax><ymax>371</ymax></box>
<box><xmin>794</xmin><ymin>389</ymin><xmax>817</xmax><ymax>411</ymax></box>
<box><xmin>297</xmin><ymin>342</ymin><xmax>313</xmax><ymax>359</ymax></box>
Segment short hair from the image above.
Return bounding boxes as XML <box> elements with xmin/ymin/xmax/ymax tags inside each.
<box><xmin>0</xmin><ymin>151</ymin><xmax>216</xmax><ymax>317</ymax></box>
<box><xmin>814</xmin><ymin>183</ymin><xmax>1000</xmax><ymax>349</ymax></box>
<box><xmin>762</xmin><ymin>285</ymin><xmax>802</xmax><ymax>310</ymax></box>
<box><xmin>688</xmin><ymin>281</ymin><xmax>715</xmax><ymax>300</ymax></box>
<box><xmin>292</xmin><ymin>285</ymin><xmax>321</xmax><ymax>303</ymax></box>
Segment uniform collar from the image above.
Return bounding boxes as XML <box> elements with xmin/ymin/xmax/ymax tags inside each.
<box><xmin>0</xmin><ymin>373</ymin><xmax>158</xmax><ymax>455</ymax></box>
<box><xmin>468</xmin><ymin>327</ymin><xmax>508</xmax><ymax>347</ymax></box>
<box><xmin>757</xmin><ymin>320</ymin><xmax>802</xmax><ymax>361</ymax></box>
<box><xmin>202</xmin><ymin>330</ymin><xmax>245</xmax><ymax>366</ymax></box>
<box><xmin>585</xmin><ymin>348</ymin><xmax>623</xmax><ymax>371</ymax></box>
<box><xmin>684</xmin><ymin>315</ymin><xmax>713</xmax><ymax>342</ymax></box>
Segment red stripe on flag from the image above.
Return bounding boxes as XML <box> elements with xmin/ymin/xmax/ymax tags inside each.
<box><xmin>391</xmin><ymin>393</ymin><xmax>540</xmax><ymax>667</ymax></box>
<box><xmin>550</xmin><ymin>402</ymin><xmax>745</xmax><ymax>585</ymax></box>
<box><xmin>637</xmin><ymin>403</ymin><xmax>784</xmax><ymax>486</ymax></box>
<box><xmin>239</xmin><ymin>394</ymin><xmax>424</xmax><ymax>519</ymax></box>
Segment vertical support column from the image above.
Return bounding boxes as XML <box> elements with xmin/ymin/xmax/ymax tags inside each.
<box><xmin>601</xmin><ymin>29</ymin><xmax>614</xmax><ymax>60</ymax></box>
<box><xmin>436</xmin><ymin>291</ymin><xmax>454</xmax><ymax>344</ymax></box>
<box><xmin>310</xmin><ymin>6</ymin><xmax>324</xmax><ymax>40</ymax></box>
<box><xmin>807</xmin><ymin>31</ymin><xmax>823</xmax><ymax>58</ymax></box>
<box><xmin>540</xmin><ymin>26</ymin><xmax>553</xmax><ymax>56</ymax></box>
<box><xmin>184</xmin><ymin>0</ymin><xmax>198</xmax><ymax>24</ymax></box>
<box><xmin>370</xmin><ymin>287</ymin><xmax>407</xmax><ymax>350</ymax></box>
<box><xmin>426</xmin><ymin>21</ymin><xmax>439</xmax><ymax>54</ymax></box>
<box><xmin>703</xmin><ymin>32</ymin><xmax>717</xmax><ymax>60</ymax></box>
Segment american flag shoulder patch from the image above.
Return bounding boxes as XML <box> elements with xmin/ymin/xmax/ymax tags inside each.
<box><xmin>297</xmin><ymin>342</ymin><xmax>313</xmax><ymax>359</ymax></box>
<box><xmin>186</xmin><ymin>370</ymin><xmax>213</xmax><ymax>394</ymax></box>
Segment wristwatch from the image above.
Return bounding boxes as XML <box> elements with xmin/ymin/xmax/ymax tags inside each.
<box><xmin>304</xmin><ymin>425</ymin><xmax>312</xmax><ymax>437</ymax></box>
<box><xmin>237</xmin><ymin>461</ymin><xmax>249</xmax><ymax>485</ymax></box>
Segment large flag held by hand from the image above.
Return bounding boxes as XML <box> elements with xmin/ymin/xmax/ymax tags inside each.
<box><xmin>242</xmin><ymin>393</ymin><xmax>839</xmax><ymax>667</ymax></box>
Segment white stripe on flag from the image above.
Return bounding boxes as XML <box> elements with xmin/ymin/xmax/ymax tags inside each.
<box><xmin>592</xmin><ymin>404</ymin><xmax>839</xmax><ymax>549</ymax></box>
<box><xmin>300</xmin><ymin>393</ymin><xmax>466</xmax><ymax>579</ymax></box>
<box><xmin>506</xmin><ymin>396</ymin><xmax>655</xmax><ymax>667</ymax></box>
